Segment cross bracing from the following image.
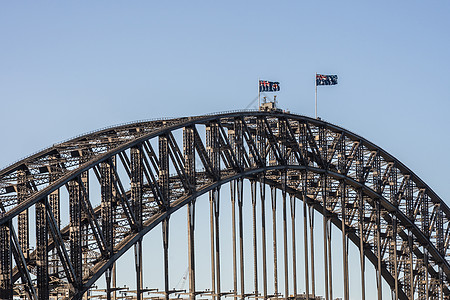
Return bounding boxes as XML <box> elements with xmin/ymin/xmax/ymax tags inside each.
<box><xmin>0</xmin><ymin>111</ymin><xmax>448</xmax><ymax>300</ymax></box>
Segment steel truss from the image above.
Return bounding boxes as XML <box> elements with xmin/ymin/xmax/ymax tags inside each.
<box><xmin>0</xmin><ymin>111</ymin><xmax>448</xmax><ymax>299</ymax></box>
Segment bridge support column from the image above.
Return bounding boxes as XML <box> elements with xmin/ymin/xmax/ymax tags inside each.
<box><xmin>131</xmin><ymin>145</ymin><xmax>143</xmax><ymax>300</ymax></box>
<box><xmin>251</xmin><ymin>180</ymin><xmax>258</xmax><ymax>299</ymax></box>
<box><xmin>163</xmin><ymin>217</ymin><xmax>170</xmax><ymax>300</ymax></box>
<box><xmin>187</xmin><ymin>200</ymin><xmax>196</xmax><ymax>300</ymax></box>
<box><xmin>105</xmin><ymin>266</ymin><xmax>112</xmax><ymax>300</ymax></box>
<box><xmin>322</xmin><ymin>176</ymin><xmax>329</xmax><ymax>300</ymax></box>
<box><xmin>184</xmin><ymin>126</ymin><xmax>197</xmax><ymax>300</ymax></box>
<box><xmin>231</xmin><ymin>181</ymin><xmax>237</xmax><ymax>300</ymax></box>
<box><xmin>187</xmin><ymin>201</ymin><xmax>195</xmax><ymax>300</ymax></box>
<box><xmin>282</xmin><ymin>176</ymin><xmax>289</xmax><ymax>300</ymax></box>
<box><xmin>309</xmin><ymin>205</ymin><xmax>315</xmax><ymax>299</ymax></box>
<box><xmin>376</xmin><ymin>201</ymin><xmax>382</xmax><ymax>300</ymax></box>
<box><xmin>290</xmin><ymin>195</ymin><xmax>297</xmax><ymax>299</ymax></box>
<box><xmin>260</xmin><ymin>178</ymin><xmax>268</xmax><ymax>300</ymax></box>
<box><xmin>327</xmin><ymin>218</ymin><xmax>332</xmax><ymax>300</ymax></box>
<box><xmin>358</xmin><ymin>189</ymin><xmax>366</xmax><ymax>300</ymax></box>
<box><xmin>303</xmin><ymin>189</ymin><xmax>309</xmax><ymax>300</ymax></box>
<box><xmin>271</xmin><ymin>186</ymin><xmax>278</xmax><ymax>298</ymax></box>
<box><xmin>209</xmin><ymin>190</ymin><xmax>216</xmax><ymax>300</ymax></box>
<box><xmin>407</xmin><ymin>231</ymin><xmax>414</xmax><ymax>299</ymax></box>
<box><xmin>215</xmin><ymin>188</ymin><xmax>222</xmax><ymax>300</ymax></box>
<box><xmin>341</xmin><ymin>182</ymin><xmax>349</xmax><ymax>300</ymax></box>
<box><xmin>392</xmin><ymin>216</ymin><xmax>398</xmax><ymax>300</ymax></box>
<box><xmin>134</xmin><ymin>239</ymin><xmax>143</xmax><ymax>300</ymax></box>
<box><xmin>238</xmin><ymin>179</ymin><xmax>245</xmax><ymax>300</ymax></box>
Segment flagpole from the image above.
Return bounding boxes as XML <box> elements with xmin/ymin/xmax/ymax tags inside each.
<box><xmin>258</xmin><ymin>78</ymin><xmax>260</xmax><ymax>109</ymax></box>
<box><xmin>315</xmin><ymin>73</ymin><xmax>318</xmax><ymax>119</ymax></box>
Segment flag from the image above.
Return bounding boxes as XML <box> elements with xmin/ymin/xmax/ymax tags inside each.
<box><xmin>259</xmin><ymin>80</ymin><xmax>280</xmax><ymax>92</ymax></box>
<box><xmin>316</xmin><ymin>74</ymin><xmax>338</xmax><ymax>86</ymax></box>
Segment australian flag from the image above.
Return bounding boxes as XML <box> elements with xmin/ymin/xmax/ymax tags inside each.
<box><xmin>259</xmin><ymin>80</ymin><xmax>280</xmax><ymax>92</ymax></box>
<box><xmin>316</xmin><ymin>74</ymin><xmax>338</xmax><ymax>86</ymax></box>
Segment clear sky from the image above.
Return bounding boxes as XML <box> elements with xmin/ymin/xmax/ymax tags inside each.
<box><xmin>1</xmin><ymin>1</ymin><xmax>449</xmax><ymax>298</ymax></box>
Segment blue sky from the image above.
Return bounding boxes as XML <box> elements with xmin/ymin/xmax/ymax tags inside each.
<box><xmin>1</xmin><ymin>1</ymin><xmax>449</xmax><ymax>298</ymax></box>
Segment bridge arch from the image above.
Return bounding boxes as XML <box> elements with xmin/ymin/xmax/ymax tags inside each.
<box><xmin>0</xmin><ymin>111</ymin><xmax>448</xmax><ymax>299</ymax></box>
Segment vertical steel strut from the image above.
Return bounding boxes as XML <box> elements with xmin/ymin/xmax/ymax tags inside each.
<box><xmin>36</xmin><ymin>198</ymin><xmax>49</xmax><ymax>300</ymax></box>
<box><xmin>162</xmin><ymin>217</ymin><xmax>170</xmax><ymax>300</ymax></box>
<box><xmin>17</xmin><ymin>169</ymin><xmax>29</xmax><ymax>261</ymax></box>
<box><xmin>309</xmin><ymin>205</ymin><xmax>315</xmax><ymax>299</ymax></box>
<box><xmin>209</xmin><ymin>190</ymin><xmax>216</xmax><ymax>300</ymax></box>
<box><xmin>376</xmin><ymin>201</ymin><xmax>382</xmax><ymax>300</ymax></box>
<box><xmin>184</xmin><ymin>126</ymin><xmax>197</xmax><ymax>300</ymax></box>
<box><xmin>257</xmin><ymin>117</ymin><xmax>268</xmax><ymax>300</ymax></box>
<box><xmin>341</xmin><ymin>182</ymin><xmax>349</xmax><ymax>300</ymax></box>
<box><xmin>215</xmin><ymin>188</ymin><xmax>221</xmax><ymax>300</ymax></box>
<box><xmin>327</xmin><ymin>218</ymin><xmax>333</xmax><ymax>300</ymax></box>
<box><xmin>282</xmin><ymin>173</ymin><xmax>289</xmax><ymax>299</ymax></box>
<box><xmin>260</xmin><ymin>179</ymin><xmax>268</xmax><ymax>300</ymax></box>
<box><xmin>131</xmin><ymin>145</ymin><xmax>143</xmax><ymax>300</ymax></box>
<box><xmin>49</xmin><ymin>154</ymin><xmax>61</xmax><ymax>278</ymax></box>
<box><xmin>238</xmin><ymin>178</ymin><xmax>245</xmax><ymax>300</ymax></box>
<box><xmin>0</xmin><ymin>221</ymin><xmax>11</xmax><ymax>300</ymax></box>
<box><xmin>358</xmin><ymin>189</ymin><xmax>366</xmax><ymax>300</ymax></box>
<box><xmin>231</xmin><ymin>181</ymin><xmax>237</xmax><ymax>300</ymax></box>
<box><xmin>251</xmin><ymin>180</ymin><xmax>258</xmax><ymax>298</ymax></box>
<box><xmin>393</xmin><ymin>216</ymin><xmax>398</xmax><ymax>300</ymax></box>
<box><xmin>271</xmin><ymin>186</ymin><xmax>278</xmax><ymax>298</ymax></box>
<box><xmin>303</xmin><ymin>171</ymin><xmax>309</xmax><ymax>300</ymax></box>
<box><xmin>101</xmin><ymin>159</ymin><xmax>114</xmax><ymax>300</ymax></box>
<box><xmin>290</xmin><ymin>194</ymin><xmax>297</xmax><ymax>299</ymax></box>
<box><xmin>187</xmin><ymin>201</ymin><xmax>196</xmax><ymax>300</ymax></box>
<box><xmin>160</xmin><ymin>133</ymin><xmax>170</xmax><ymax>300</ymax></box>
<box><xmin>69</xmin><ymin>178</ymin><xmax>83</xmax><ymax>288</ymax></box>
<box><xmin>323</xmin><ymin>177</ymin><xmax>329</xmax><ymax>300</ymax></box>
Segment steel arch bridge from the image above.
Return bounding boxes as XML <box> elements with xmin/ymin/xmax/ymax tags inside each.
<box><xmin>0</xmin><ymin>110</ymin><xmax>448</xmax><ymax>300</ymax></box>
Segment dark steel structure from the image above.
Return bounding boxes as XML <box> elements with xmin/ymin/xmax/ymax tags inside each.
<box><xmin>0</xmin><ymin>109</ymin><xmax>448</xmax><ymax>299</ymax></box>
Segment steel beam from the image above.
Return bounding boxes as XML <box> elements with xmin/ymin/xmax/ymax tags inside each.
<box><xmin>327</xmin><ymin>217</ymin><xmax>333</xmax><ymax>300</ymax></box>
<box><xmin>309</xmin><ymin>204</ymin><xmax>315</xmax><ymax>299</ymax></box>
<box><xmin>290</xmin><ymin>194</ymin><xmax>297</xmax><ymax>299</ymax></box>
<box><xmin>376</xmin><ymin>201</ymin><xmax>382</xmax><ymax>300</ymax></box>
<box><xmin>49</xmin><ymin>155</ymin><xmax>61</xmax><ymax>278</ymax></box>
<box><xmin>282</xmin><ymin>174</ymin><xmax>289</xmax><ymax>299</ymax></box>
<box><xmin>209</xmin><ymin>191</ymin><xmax>216</xmax><ymax>300</ymax></box>
<box><xmin>271</xmin><ymin>186</ymin><xmax>278</xmax><ymax>298</ymax></box>
<box><xmin>69</xmin><ymin>178</ymin><xmax>83</xmax><ymax>287</ymax></box>
<box><xmin>323</xmin><ymin>177</ymin><xmax>329</xmax><ymax>300</ymax></box>
<box><xmin>251</xmin><ymin>180</ymin><xmax>258</xmax><ymax>298</ymax></box>
<box><xmin>134</xmin><ymin>239</ymin><xmax>143</xmax><ymax>300</ymax></box>
<box><xmin>215</xmin><ymin>188</ymin><xmax>221</xmax><ymax>299</ymax></box>
<box><xmin>101</xmin><ymin>161</ymin><xmax>114</xmax><ymax>254</ymax></box>
<box><xmin>341</xmin><ymin>182</ymin><xmax>349</xmax><ymax>300</ymax></box>
<box><xmin>0</xmin><ymin>221</ymin><xmax>12</xmax><ymax>300</ymax></box>
<box><xmin>17</xmin><ymin>169</ymin><xmax>29</xmax><ymax>260</ymax></box>
<box><xmin>36</xmin><ymin>198</ymin><xmax>49</xmax><ymax>300</ymax></box>
<box><xmin>358</xmin><ymin>189</ymin><xmax>366</xmax><ymax>300</ymax></box>
<box><xmin>184</xmin><ymin>126</ymin><xmax>196</xmax><ymax>300</ymax></box>
<box><xmin>303</xmin><ymin>171</ymin><xmax>309</xmax><ymax>300</ymax></box>
<box><xmin>162</xmin><ymin>217</ymin><xmax>170</xmax><ymax>300</ymax></box>
<box><xmin>238</xmin><ymin>178</ymin><xmax>245</xmax><ymax>300</ymax></box>
<box><xmin>231</xmin><ymin>181</ymin><xmax>238</xmax><ymax>300</ymax></box>
<box><xmin>187</xmin><ymin>201</ymin><xmax>196</xmax><ymax>300</ymax></box>
<box><xmin>260</xmin><ymin>178</ymin><xmax>268</xmax><ymax>299</ymax></box>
